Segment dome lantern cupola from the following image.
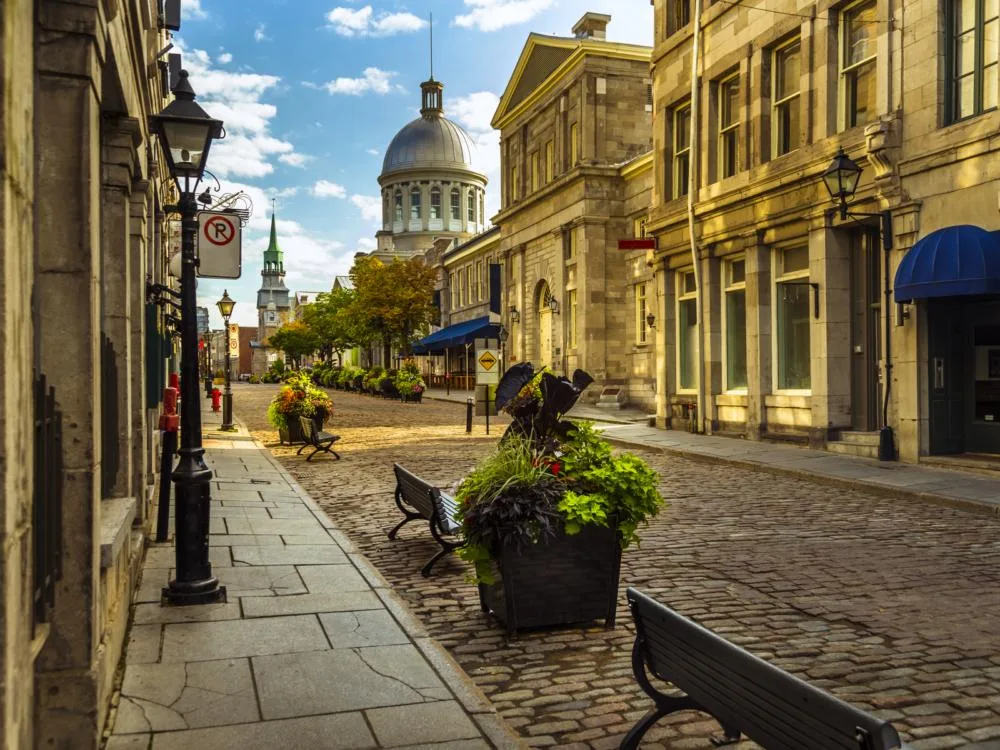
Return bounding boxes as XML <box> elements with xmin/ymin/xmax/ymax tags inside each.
<box><xmin>420</xmin><ymin>79</ymin><xmax>443</xmax><ymax>117</ymax></box>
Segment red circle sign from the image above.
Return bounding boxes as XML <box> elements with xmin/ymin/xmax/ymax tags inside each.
<box><xmin>202</xmin><ymin>215</ymin><xmax>236</xmax><ymax>246</ymax></box>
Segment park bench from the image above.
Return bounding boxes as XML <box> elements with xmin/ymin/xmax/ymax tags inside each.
<box><xmin>388</xmin><ymin>463</ymin><xmax>463</xmax><ymax>576</ymax></box>
<box><xmin>622</xmin><ymin>587</ymin><xmax>910</xmax><ymax>750</ymax></box>
<box><xmin>296</xmin><ymin>417</ymin><xmax>341</xmax><ymax>462</ymax></box>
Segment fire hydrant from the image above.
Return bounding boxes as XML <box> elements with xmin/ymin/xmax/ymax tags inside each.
<box><xmin>211</xmin><ymin>388</ymin><xmax>222</xmax><ymax>412</ymax></box>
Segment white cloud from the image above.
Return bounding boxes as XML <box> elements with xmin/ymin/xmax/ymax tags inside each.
<box><xmin>452</xmin><ymin>0</ymin><xmax>555</xmax><ymax>32</ymax></box>
<box><xmin>254</xmin><ymin>23</ymin><xmax>269</xmax><ymax>42</ymax></box>
<box><xmin>366</xmin><ymin>148</ymin><xmax>379</xmax><ymax>156</ymax></box>
<box><xmin>279</xmin><ymin>153</ymin><xmax>310</xmax><ymax>168</ymax></box>
<box><xmin>314</xmin><ymin>180</ymin><xmax>348</xmax><ymax>198</ymax></box>
<box><xmin>182</xmin><ymin>0</ymin><xmax>207</xmax><ymax>20</ymax></box>
<box><xmin>350</xmin><ymin>194</ymin><xmax>381</xmax><ymax>224</ymax></box>
<box><xmin>173</xmin><ymin>40</ymin><xmax>305</xmax><ymax>179</ymax></box>
<box><xmin>314</xmin><ymin>67</ymin><xmax>400</xmax><ymax>96</ymax></box>
<box><xmin>326</xmin><ymin>6</ymin><xmax>427</xmax><ymax>37</ymax></box>
<box><xmin>217</xmin><ymin>52</ymin><xmax>233</xmax><ymax>64</ymax></box>
<box><xmin>447</xmin><ymin>91</ymin><xmax>501</xmax><ymax>219</ymax></box>
<box><xmin>269</xmin><ymin>186</ymin><xmax>300</xmax><ymax>199</ymax></box>
<box><xmin>356</xmin><ymin>237</ymin><xmax>377</xmax><ymax>251</ymax></box>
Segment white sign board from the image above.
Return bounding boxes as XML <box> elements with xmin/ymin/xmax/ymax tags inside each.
<box><xmin>196</xmin><ymin>211</ymin><xmax>242</xmax><ymax>279</ymax></box>
<box><xmin>476</xmin><ymin>348</ymin><xmax>500</xmax><ymax>385</ymax></box>
<box><xmin>228</xmin><ymin>324</ymin><xmax>239</xmax><ymax>359</ymax></box>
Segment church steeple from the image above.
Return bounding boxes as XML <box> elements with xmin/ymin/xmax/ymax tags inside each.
<box><xmin>263</xmin><ymin>212</ymin><xmax>284</xmax><ymax>274</ymax></box>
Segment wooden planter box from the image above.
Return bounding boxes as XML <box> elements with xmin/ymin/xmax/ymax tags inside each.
<box><xmin>278</xmin><ymin>416</ymin><xmax>323</xmax><ymax>445</ymax></box>
<box><xmin>478</xmin><ymin>523</ymin><xmax>622</xmax><ymax>636</ymax></box>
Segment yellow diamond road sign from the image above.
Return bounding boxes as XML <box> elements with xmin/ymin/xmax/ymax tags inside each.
<box><xmin>478</xmin><ymin>351</ymin><xmax>497</xmax><ymax>370</ymax></box>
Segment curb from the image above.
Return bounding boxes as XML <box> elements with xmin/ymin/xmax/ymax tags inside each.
<box><xmin>603</xmin><ymin>436</ymin><xmax>1000</xmax><ymax>518</ymax></box>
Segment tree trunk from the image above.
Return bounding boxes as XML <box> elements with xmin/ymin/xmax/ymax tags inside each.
<box><xmin>382</xmin><ymin>340</ymin><xmax>391</xmax><ymax>368</ymax></box>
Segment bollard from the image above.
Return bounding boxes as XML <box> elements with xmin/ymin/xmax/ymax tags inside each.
<box><xmin>466</xmin><ymin>397</ymin><xmax>473</xmax><ymax>434</ymax></box>
<box><xmin>205</xmin><ymin>376</ymin><xmax>213</xmax><ymax>398</ymax></box>
<box><xmin>156</xmin><ymin>387</ymin><xmax>179</xmax><ymax>542</ymax></box>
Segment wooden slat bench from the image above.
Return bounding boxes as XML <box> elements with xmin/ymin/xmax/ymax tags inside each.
<box><xmin>296</xmin><ymin>417</ymin><xmax>341</xmax><ymax>462</ymax></box>
<box><xmin>388</xmin><ymin>464</ymin><xmax>463</xmax><ymax>576</ymax></box>
<box><xmin>622</xmin><ymin>588</ymin><xmax>910</xmax><ymax>750</ymax></box>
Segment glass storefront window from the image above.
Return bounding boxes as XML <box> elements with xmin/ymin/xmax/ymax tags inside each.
<box><xmin>775</xmin><ymin>246</ymin><xmax>811</xmax><ymax>390</ymax></box>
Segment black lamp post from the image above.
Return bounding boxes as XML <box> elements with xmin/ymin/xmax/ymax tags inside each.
<box><xmin>151</xmin><ymin>69</ymin><xmax>227</xmax><ymax>604</ymax></box>
<box><xmin>822</xmin><ymin>149</ymin><xmax>896</xmax><ymax>462</ymax></box>
<box><xmin>216</xmin><ymin>290</ymin><xmax>236</xmax><ymax>431</ymax></box>
<box><xmin>498</xmin><ymin>325</ymin><xmax>509</xmax><ymax>374</ymax></box>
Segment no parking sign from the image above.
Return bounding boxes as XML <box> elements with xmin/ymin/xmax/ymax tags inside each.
<box><xmin>197</xmin><ymin>210</ymin><xmax>242</xmax><ymax>279</ymax></box>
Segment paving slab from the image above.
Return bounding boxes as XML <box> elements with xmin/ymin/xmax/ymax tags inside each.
<box><xmin>109</xmin><ymin>406</ymin><xmax>522</xmax><ymax>749</ymax></box>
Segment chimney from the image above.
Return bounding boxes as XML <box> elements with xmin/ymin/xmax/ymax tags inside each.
<box><xmin>572</xmin><ymin>12</ymin><xmax>611</xmax><ymax>40</ymax></box>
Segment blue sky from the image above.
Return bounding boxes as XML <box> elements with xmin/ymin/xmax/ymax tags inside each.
<box><xmin>183</xmin><ymin>0</ymin><xmax>653</xmax><ymax>328</ymax></box>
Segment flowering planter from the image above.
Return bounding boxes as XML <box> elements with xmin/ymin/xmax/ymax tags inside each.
<box><xmin>278</xmin><ymin>416</ymin><xmax>323</xmax><ymax>445</ymax></box>
<box><xmin>478</xmin><ymin>522</ymin><xmax>622</xmax><ymax>636</ymax></box>
<box><xmin>402</xmin><ymin>391</ymin><xmax>423</xmax><ymax>403</ymax></box>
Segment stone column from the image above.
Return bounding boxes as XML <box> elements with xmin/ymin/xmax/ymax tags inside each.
<box><xmin>130</xmin><ymin>186</ymin><xmax>150</xmax><ymax>521</ymax></box>
<box><xmin>809</xmin><ymin>224</ymin><xmax>852</xmax><ymax>447</ymax></box>
<box><xmin>654</xmin><ymin>260</ymin><xmax>669</xmax><ymax>428</ymax></box>
<box><xmin>34</xmin><ymin>8</ymin><xmax>104</xmax><ymax>748</ymax></box>
<box><xmin>745</xmin><ymin>238</ymin><xmax>771</xmax><ymax>440</ymax></box>
<box><xmin>100</xmin><ymin>120</ymin><xmax>139</xmax><ymax>500</ymax></box>
<box><xmin>580</xmin><ymin>221</ymin><xmax>609</xmax><ymax>381</ymax></box>
<box><xmin>702</xmin><ymin>252</ymin><xmax>722</xmax><ymax>432</ymax></box>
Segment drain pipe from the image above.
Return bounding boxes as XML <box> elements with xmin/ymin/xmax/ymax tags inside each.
<box><xmin>687</xmin><ymin>0</ymin><xmax>705</xmax><ymax>432</ymax></box>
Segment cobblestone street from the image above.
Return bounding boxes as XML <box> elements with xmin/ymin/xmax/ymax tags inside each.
<box><xmin>235</xmin><ymin>384</ymin><xmax>1000</xmax><ymax>750</ymax></box>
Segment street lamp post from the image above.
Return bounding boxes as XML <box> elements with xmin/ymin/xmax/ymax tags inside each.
<box><xmin>217</xmin><ymin>290</ymin><xmax>236</xmax><ymax>431</ymax></box>
<box><xmin>151</xmin><ymin>69</ymin><xmax>227</xmax><ymax>605</ymax></box>
<box><xmin>822</xmin><ymin>149</ymin><xmax>895</xmax><ymax>462</ymax></box>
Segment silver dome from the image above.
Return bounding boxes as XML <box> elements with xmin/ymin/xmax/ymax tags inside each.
<box><xmin>381</xmin><ymin>114</ymin><xmax>477</xmax><ymax>177</ymax></box>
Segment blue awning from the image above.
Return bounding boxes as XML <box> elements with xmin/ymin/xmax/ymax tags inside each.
<box><xmin>895</xmin><ymin>224</ymin><xmax>1000</xmax><ymax>302</ymax></box>
<box><xmin>411</xmin><ymin>316</ymin><xmax>500</xmax><ymax>355</ymax></box>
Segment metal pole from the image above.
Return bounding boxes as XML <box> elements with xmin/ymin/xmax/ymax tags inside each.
<box><xmin>164</xmin><ymin>191</ymin><xmax>226</xmax><ymax>605</ymax></box>
<box><xmin>156</xmin><ymin>428</ymin><xmax>177</xmax><ymax>542</ymax></box>
<box><xmin>485</xmin><ymin>388</ymin><xmax>490</xmax><ymax>436</ymax></box>
<box><xmin>205</xmin><ymin>336</ymin><xmax>213</xmax><ymax>397</ymax></box>
<box><xmin>466</xmin><ymin>397</ymin><xmax>473</xmax><ymax>434</ymax></box>
<box><xmin>221</xmin><ymin>316</ymin><xmax>234</xmax><ymax>431</ymax></box>
<box><xmin>878</xmin><ymin>209</ymin><xmax>895</xmax><ymax>461</ymax></box>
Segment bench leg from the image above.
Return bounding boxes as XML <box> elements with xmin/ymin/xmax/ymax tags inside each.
<box><xmin>420</xmin><ymin>546</ymin><xmax>452</xmax><ymax>577</ymax></box>
<box><xmin>388</xmin><ymin>490</ymin><xmax>423</xmax><ymax>540</ymax></box>
<box><xmin>709</xmin><ymin>723</ymin><xmax>741</xmax><ymax>747</ymax></box>
<box><xmin>296</xmin><ymin>443</ymin><xmax>308</xmax><ymax>455</ymax></box>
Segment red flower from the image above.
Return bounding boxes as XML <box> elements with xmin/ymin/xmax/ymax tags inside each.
<box><xmin>550</xmin><ymin>462</ymin><xmax>561</xmax><ymax>475</ymax></box>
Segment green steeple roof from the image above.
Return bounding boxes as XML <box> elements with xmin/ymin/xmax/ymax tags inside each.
<box><xmin>263</xmin><ymin>213</ymin><xmax>284</xmax><ymax>274</ymax></box>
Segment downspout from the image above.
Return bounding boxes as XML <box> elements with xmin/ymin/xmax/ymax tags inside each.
<box><xmin>687</xmin><ymin>0</ymin><xmax>705</xmax><ymax>432</ymax></box>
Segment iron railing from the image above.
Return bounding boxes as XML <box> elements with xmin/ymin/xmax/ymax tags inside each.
<box><xmin>32</xmin><ymin>372</ymin><xmax>63</xmax><ymax>628</ymax></box>
<box><xmin>101</xmin><ymin>335</ymin><xmax>120</xmax><ymax>498</ymax></box>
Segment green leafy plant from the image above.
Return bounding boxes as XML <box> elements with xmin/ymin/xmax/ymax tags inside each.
<box><xmin>266</xmin><ymin>372</ymin><xmax>333</xmax><ymax>430</ymax></box>
<box><xmin>394</xmin><ymin>358</ymin><xmax>426</xmax><ymax>394</ymax></box>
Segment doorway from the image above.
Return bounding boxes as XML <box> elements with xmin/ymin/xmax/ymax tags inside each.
<box><xmin>850</xmin><ymin>229</ymin><xmax>882</xmax><ymax>431</ymax></box>
<box><xmin>537</xmin><ymin>282</ymin><xmax>553</xmax><ymax>369</ymax></box>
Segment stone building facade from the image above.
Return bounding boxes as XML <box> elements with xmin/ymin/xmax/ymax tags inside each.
<box><xmin>648</xmin><ymin>0</ymin><xmax>1000</xmax><ymax>461</ymax></box>
<box><xmin>0</xmin><ymin>0</ymin><xmax>178</xmax><ymax>747</ymax></box>
<box><xmin>493</xmin><ymin>13</ymin><xmax>657</xmax><ymax>409</ymax></box>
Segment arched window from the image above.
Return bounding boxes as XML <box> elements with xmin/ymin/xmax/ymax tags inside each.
<box><xmin>430</xmin><ymin>187</ymin><xmax>442</xmax><ymax>219</ymax></box>
<box><xmin>394</xmin><ymin>190</ymin><xmax>403</xmax><ymax>222</ymax></box>
<box><xmin>410</xmin><ymin>186</ymin><xmax>421</xmax><ymax>220</ymax></box>
<box><xmin>450</xmin><ymin>188</ymin><xmax>461</xmax><ymax>220</ymax></box>
<box><xmin>467</xmin><ymin>191</ymin><xmax>476</xmax><ymax>223</ymax></box>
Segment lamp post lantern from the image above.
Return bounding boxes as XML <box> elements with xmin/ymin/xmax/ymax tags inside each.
<box><xmin>151</xmin><ymin>69</ymin><xmax>227</xmax><ymax>605</ymax></box>
<box><xmin>216</xmin><ymin>290</ymin><xmax>236</xmax><ymax>432</ymax></box>
<box><xmin>821</xmin><ymin>149</ymin><xmax>896</xmax><ymax>462</ymax></box>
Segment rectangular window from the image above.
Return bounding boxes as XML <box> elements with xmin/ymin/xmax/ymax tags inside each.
<box><xmin>635</xmin><ymin>282</ymin><xmax>648</xmax><ymax>345</ymax></box>
<box><xmin>450</xmin><ymin>189</ymin><xmax>461</xmax><ymax>220</ymax></box>
<box><xmin>724</xmin><ymin>258</ymin><xmax>747</xmax><ymax>390</ymax></box>
<box><xmin>466</xmin><ymin>264</ymin><xmax>474</xmax><ymax>304</ymax></box>
<box><xmin>677</xmin><ymin>270</ymin><xmax>698</xmax><ymax>390</ymax></box>
<box><xmin>841</xmin><ymin>1</ymin><xmax>878</xmax><ymax>128</ymax></box>
<box><xmin>567</xmin><ymin>289</ymin><xmax>578</xmax><ymax>348</ymax></box>
<box><xmin>667</xmin><ymin>0</ymin><xmax>691</xmax><ymax>36</ymax></box>
<box><xmin>569</xmin><ymin>122</ymin><xmax>579</xmax><ymax>166</ymax></box>
<box><xmin>430</xmin><ymin>189</ymin><xmax>442</xmax><ymax>219</ymax></box>
<box><xmin>673</xmin><ymin>104</ymin><xmax>691</xmax><ymax>198</ymax></box>
<box><xmin>510</xmin><ymin>165</ymin><xmax>519</xmax><ymax>201</ymax></box>
<box><xmin>634</xmin><ymin>217</ymin><xmax>647</xmax><ymax>238</ymax></box>
<box><xmin>457</xmin><ymin>269</ymin><xmax>465</xmax><ymax>307</ymax></box>
<box><xmin>718</xmin><ymin>75</ymin><xmax>740</xmax><ymax>180</ymax></box>
<box><xmin>949</xmin><ymin>0</ymin><xmax>999</xmax><ymax>122</ymax></box>
<box><xmin>467</xmin><ymin>191</ymin><xmax>475</xmax><ymax>222</ymax></box>
<box><xmin>545</xmin><ymin>141</ymin><xmax>554</xmax><ymax>182</ymax></box>
<box><xmin>565</xmin><ymin>228</ymin><xmax>577</xmax><ymax>260</ymax></box>
<box><xmin>775</xmin><ymin>247</ymin><xmax>811</xmax><ymax>390</ymax></box>
<box><xmin>476</xmin><ymin>261</ymin><xmax>484</xmax><ymax>301</ymax></box>
<box><xmin>531</xmin><ymin>151</ymin><xmax>540</xmax><ymax>191</ymax></box>
<box><xmin>773</xmin><ymin>40</ymin><xmax>801</xmax><ymax>156</ymax></box>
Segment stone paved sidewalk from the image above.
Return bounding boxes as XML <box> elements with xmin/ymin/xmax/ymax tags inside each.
<box><xmin>104</xmin><ymin>405</ymin><xmax>524</xmax><ymax>750</ymax></box>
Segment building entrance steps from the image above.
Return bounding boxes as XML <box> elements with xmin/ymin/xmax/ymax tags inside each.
<box><xmin>105</xmin><ymin>401</ymin><xmax>524</xmax><ymax>750</ymax></box>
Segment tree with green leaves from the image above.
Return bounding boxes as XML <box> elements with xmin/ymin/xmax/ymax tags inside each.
<box><xmin>349</xmin><ymin>255</ymin><xmax>437</xmax><ymax>362</ymax></box>
<box><xmin>301</xmin><ymin>287</ymin><xmax>359</xmax><ymax>366</ymax></box>
<box><xmin>267</xmin><ymin>320</ymin><xmax>319</xmax><ymax>369</ymax></box>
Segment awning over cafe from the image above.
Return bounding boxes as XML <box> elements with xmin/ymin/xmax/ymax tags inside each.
<box><xmin>895</xmin><ymin>225</ymin><xmax>1000</xmax><ymax>302</ymax></box>
<box><xmin>411</xmin><ymin>316</ymin><xmax>500</xmax><ymax>355</ymax></box>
